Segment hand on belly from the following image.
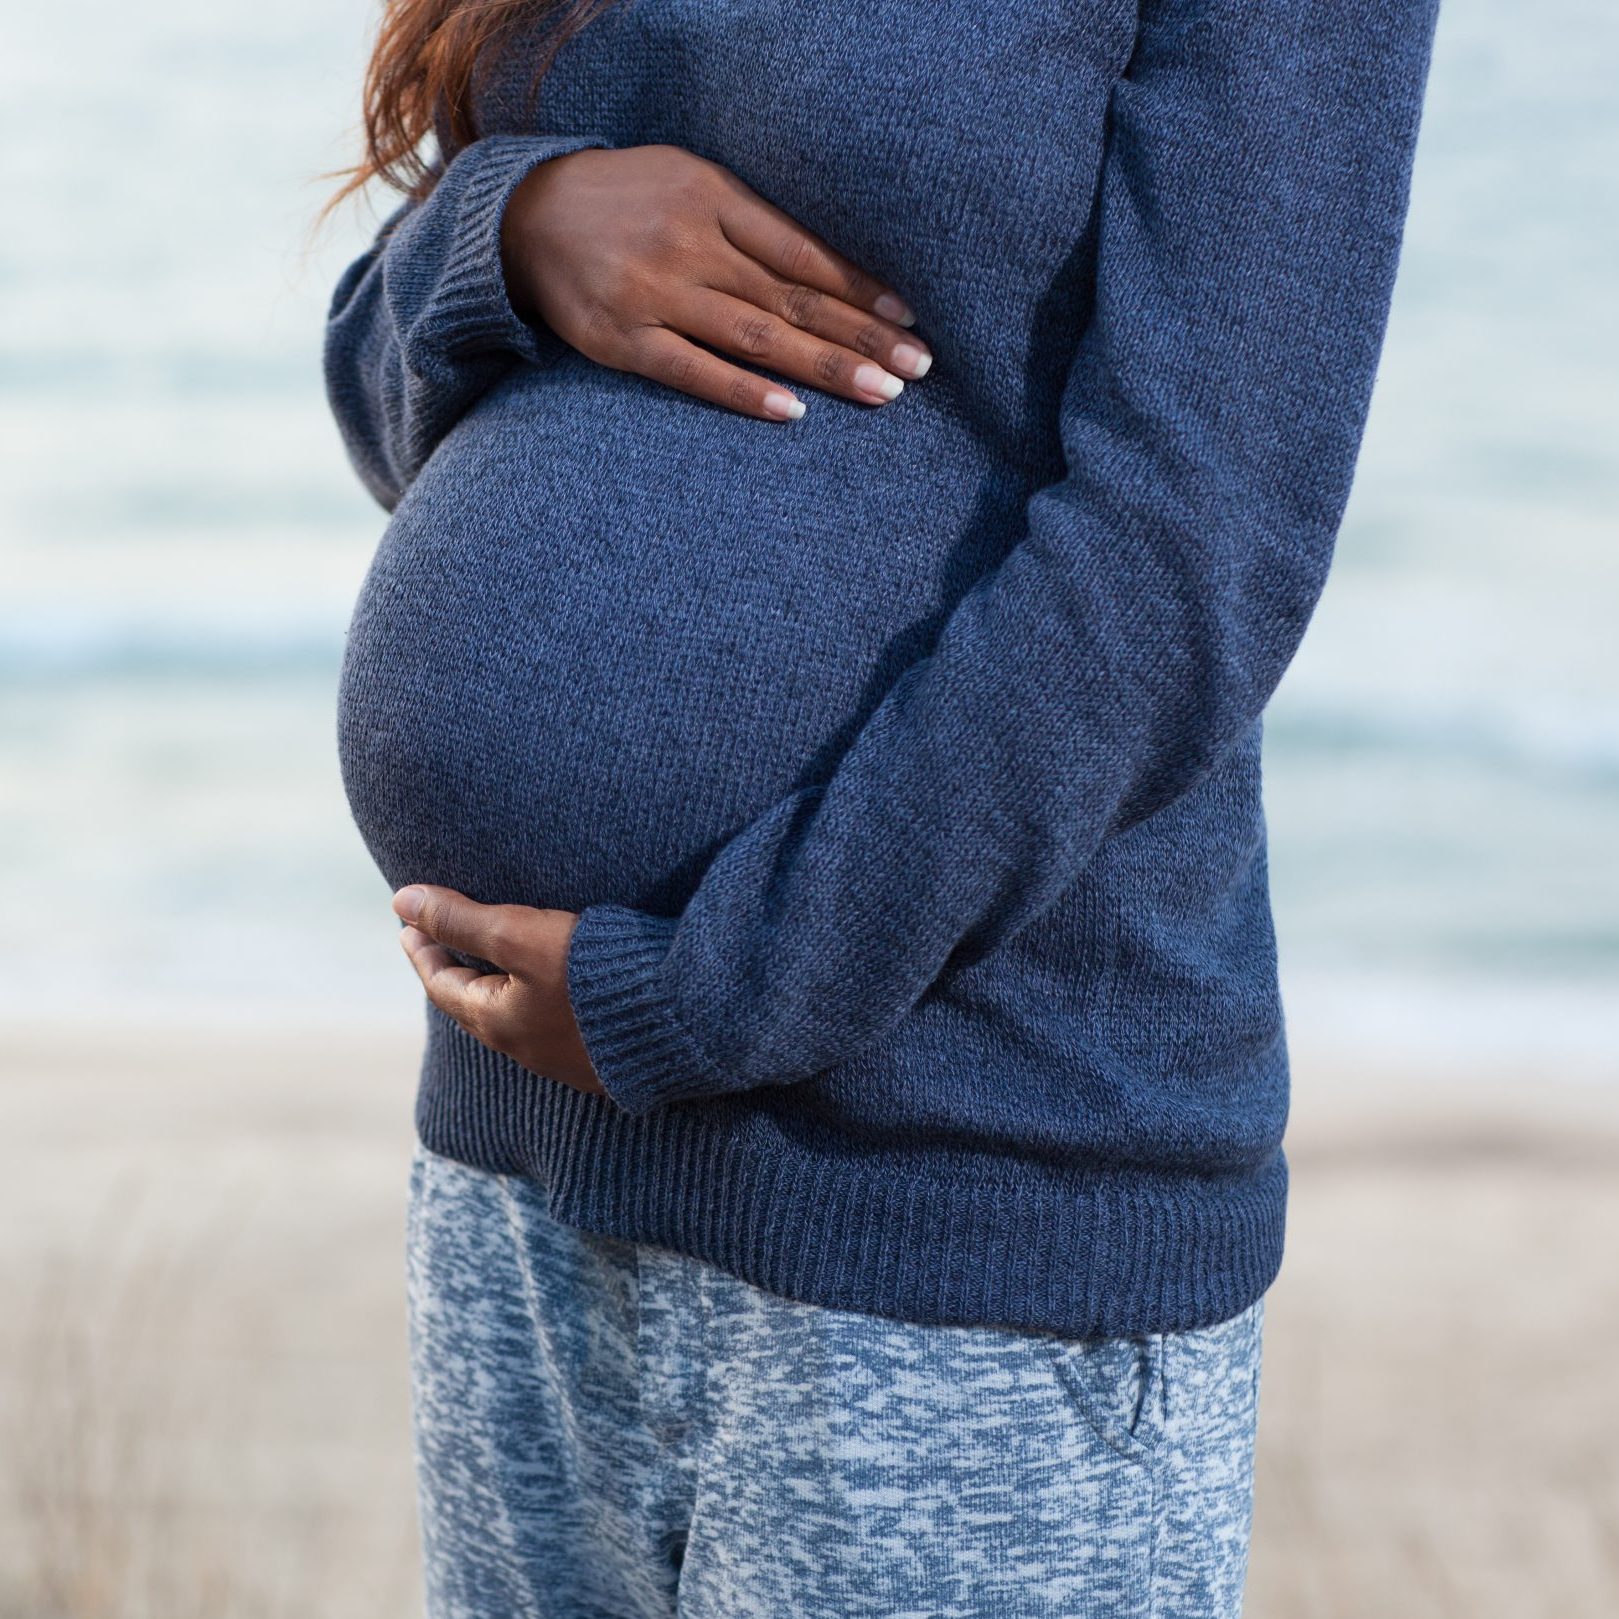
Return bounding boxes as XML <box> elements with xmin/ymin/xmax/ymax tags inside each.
<box><xmin>392</xmin><ymin>886</ymin><xmax>603</xmax><ymax>1098</ymax></box>
<box><xmin>503</xmin><ymin>143</ymin><xmax>933</xmax><ymax>420</ymax></box>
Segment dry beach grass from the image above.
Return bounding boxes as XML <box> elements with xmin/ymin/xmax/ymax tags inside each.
<box><xmin>2</xmin><ymin>1025</ymin><xmax>1615</xmax><ymax>1618</ymax></box>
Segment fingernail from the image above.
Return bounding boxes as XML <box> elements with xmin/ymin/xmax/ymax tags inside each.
<box><xmin>854</xmin><ymin>364</ymin><xmax>904</xmax><ymax>401</ymax></box>
<box><xmin>763</xmin><ymin>390</ymin><xmax>806</xmax><ymax>421</ymax></box>
<box><xmin>891</xmin><ymin>342</ymin><xmax>932</xmax><ymax>380</ymax></box>
<box><xmin>393</xmin><ymin>886</ymin><xmax>426</xmax><ymax>921</ymax></box>
<box><xmin>874</xmin><ymin>292</ymin><xmax>915</xmax><ymax>327</ymax></box>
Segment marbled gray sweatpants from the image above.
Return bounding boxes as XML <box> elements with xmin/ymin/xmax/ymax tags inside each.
<box><xmin>406</xmin><ymin>1144</ymin><xmax>1264</xmax><ymax>1619</ymax></box>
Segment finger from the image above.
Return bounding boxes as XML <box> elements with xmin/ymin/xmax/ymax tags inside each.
<box><xmin>399</xmin><ymin>925</ymin><xmax>511</xmax><ymax>1032</ymax></box>
<box><xmin>714</xmin><ymin>255</ymin><xmax>933</xmax><ymax>381</ymax></box>
<box><xmin>714</xmin><ymin>186</ymin><xmax>915</xmax><ymax>327</ymax></box>
<box><xmin>671</xmin><ymin>287</ymin><xmax>907</xmax><ymax>407</ymax></box>
<box><xmin>624</xmin><ymin>325</ymin><xmax>807</xmax><ymax>421</ymax></box>
<box><xmin>392</xmin><ymin>885</ymin><xmax>525</xmax><ymax>968</ymax></box>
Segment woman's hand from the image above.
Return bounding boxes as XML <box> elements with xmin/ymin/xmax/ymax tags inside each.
<box><xmin>392</xmin><ymin>885</ymin><xmax>604</xmax><ymax>1097</ymax></box>
<box><xmin>501</xmin><ymin>144</ymin><xmax>933</xmax><ymax>421</ymax></box>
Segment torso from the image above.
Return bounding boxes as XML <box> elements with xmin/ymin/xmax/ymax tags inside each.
<box><xmin>338</xmin><ymin>0</ymin><xmax>1137</xmax><ymax>912</ymax></box>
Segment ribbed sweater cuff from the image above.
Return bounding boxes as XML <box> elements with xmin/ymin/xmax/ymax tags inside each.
<box><xmin>566</xmin><ymin>905</ymin><xmax>725</xmax><ymax>1116</ymax></box>
<box><xmin>419</xmin><ymin>133</ymin><xmax>607</xmax><ymax>365</ymax></box>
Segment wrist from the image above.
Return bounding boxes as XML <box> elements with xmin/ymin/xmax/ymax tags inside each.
<box><xmin>499</xmin><ymin>149</ymin><xmax>593</xmax><ymax>326</ymax></box>
<box><xmin>498</xmin><ymin>164</ymin><xmax>550</xmax><ymax>324</ymax></box>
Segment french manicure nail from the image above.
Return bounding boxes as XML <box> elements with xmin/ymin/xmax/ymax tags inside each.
<box><xmin>763</xmin><ymin>390</ymin><xmax>806</xmax><ymax>420</ymax></box>
<box><xmin>891</xmin><ymin>343</ymin><xmax>932</xmax><ymax>379</ymax></box>
<box><xmin>874</xmin><ymin>291</ymin><xmax>916</xmax><ymax>327</ymax></box>
<box><xmin>854</xmin><ymin>363</ymin><xmax>904</xmax><ymax>401</ymax></box>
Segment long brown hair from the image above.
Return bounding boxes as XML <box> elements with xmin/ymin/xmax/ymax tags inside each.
<box><xmin>329</xmin><ymin>0</ymin><xmax>616</xmax><ymax>209</ymax></box>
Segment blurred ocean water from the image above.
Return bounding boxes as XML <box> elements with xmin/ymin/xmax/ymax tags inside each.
<box><xmin>1</xmin><ymin>0</ymin><xmax>1615</xmax><ymax>1063</ymax></box>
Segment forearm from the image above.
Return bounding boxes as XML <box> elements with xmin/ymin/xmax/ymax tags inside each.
<box><xmin>322</xmin><ymin>133</ymin><xmax>605</xmax><ymax>508</ymax></box>
<box><xmin>567</xmin><ymin>0</ymin><xmax>1441</xmax><ymax>1114</ymax></box>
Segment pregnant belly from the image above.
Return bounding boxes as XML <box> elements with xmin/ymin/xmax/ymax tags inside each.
<box><xmin>337</xmin><ymin>354</ymin><xmax>1032</xmax><ymax>914</ymax></box>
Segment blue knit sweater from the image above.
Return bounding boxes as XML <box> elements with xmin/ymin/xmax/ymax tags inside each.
<box><xmin>326</xmin><ymin>0</ymin><xmax>1438</xmax><ymax>1336</ymax></box>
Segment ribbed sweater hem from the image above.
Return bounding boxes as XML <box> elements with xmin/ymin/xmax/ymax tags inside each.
<box><xmin>414</xmin><ymin>1007</ymin><xmax>1287</xmax><ymax>1339</ymax></box>
<box><xmin>406</xmin><ymin>132</ymin><xmax>608</xmax><ymax>367</ymax></box>
<box><xmin>566</xmin><ymin>904</ymin><xmax>727</xmax><ymax>1115</ymax></box>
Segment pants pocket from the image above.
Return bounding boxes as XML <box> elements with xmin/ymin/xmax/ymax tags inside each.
<box><xmin>1032</xmin><ymin>1329</ymin><xmax>1166</xmax><ymax>1462</ymax></box>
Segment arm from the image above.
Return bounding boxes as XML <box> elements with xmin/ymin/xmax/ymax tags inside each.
<box><xmin>564</xmin><ymin>0</ymin><xmax>1442</xmax><ymax>1114</ymax></box>
<box><xmin>322</xmin><ymin>133</ymin><xmax>606</xmax><ymax>510</ymax></box>
<box><xmin>324</xmin><ymin>137</ymin><xmax>940</xmax><ymax>511</ymax></box>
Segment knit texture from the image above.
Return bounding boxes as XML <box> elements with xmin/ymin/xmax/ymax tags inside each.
<box><xmin>326</xmin><ymin>0</ymin><xmax>1438</xmax><ymax>1337</ymax></box>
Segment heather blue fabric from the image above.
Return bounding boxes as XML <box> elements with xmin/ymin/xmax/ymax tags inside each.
<box><xmin>327</xmin><ymin>0</ymin><xmax>1439</xmax><ymax>1338</ymax></box>
<box><xmin>407</xmin><ymin>1145</ymin><xmax>1265</xmax><ymax>1619</ymax></box>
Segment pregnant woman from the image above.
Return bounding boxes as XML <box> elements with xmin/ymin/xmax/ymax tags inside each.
<box><xmin>325</xmin><ymin>1</ymin><xmax>1437</xmax><ymax>1613</ymax></box>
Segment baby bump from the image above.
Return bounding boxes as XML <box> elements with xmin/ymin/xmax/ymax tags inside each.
<box><xmin>336</xmin><ymin>359</ymin><xmax>1027</xmax><ymax>914</ymax></box>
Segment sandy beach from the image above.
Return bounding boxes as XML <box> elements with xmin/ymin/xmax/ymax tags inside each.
<box><xmin>2</xmin><ymin>1023</ymin><xmax>1615</xmax><ymax>1619</ymax></box>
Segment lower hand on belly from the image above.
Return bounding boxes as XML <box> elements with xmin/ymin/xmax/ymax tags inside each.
<box><xmin>391</xmin><ymin>886</ymin><xmax>604</xmax><ymax>1098</ymax></box>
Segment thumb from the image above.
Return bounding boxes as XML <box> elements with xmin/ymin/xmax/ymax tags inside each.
<box><xmin>392</xmin><ymin>885</ymin><xmax>516</xmax><ymax>968</ymax></box>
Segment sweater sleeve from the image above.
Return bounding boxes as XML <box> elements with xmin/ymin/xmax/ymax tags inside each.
<box><xmin>323</xmin><ymin>132</ymin><xmax>607</xmax><ymax>511</ymax></box>
<box><xmin>565</xmin><ymin>0</ymin><xmax>1440</xmax><ymax>1116</ymax></box>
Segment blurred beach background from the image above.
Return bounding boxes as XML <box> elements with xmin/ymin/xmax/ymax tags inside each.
<box><xmin>2</xmin><ymin>0</ymin><xmax>1616</xmax><ymax>1614</ymax></box>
